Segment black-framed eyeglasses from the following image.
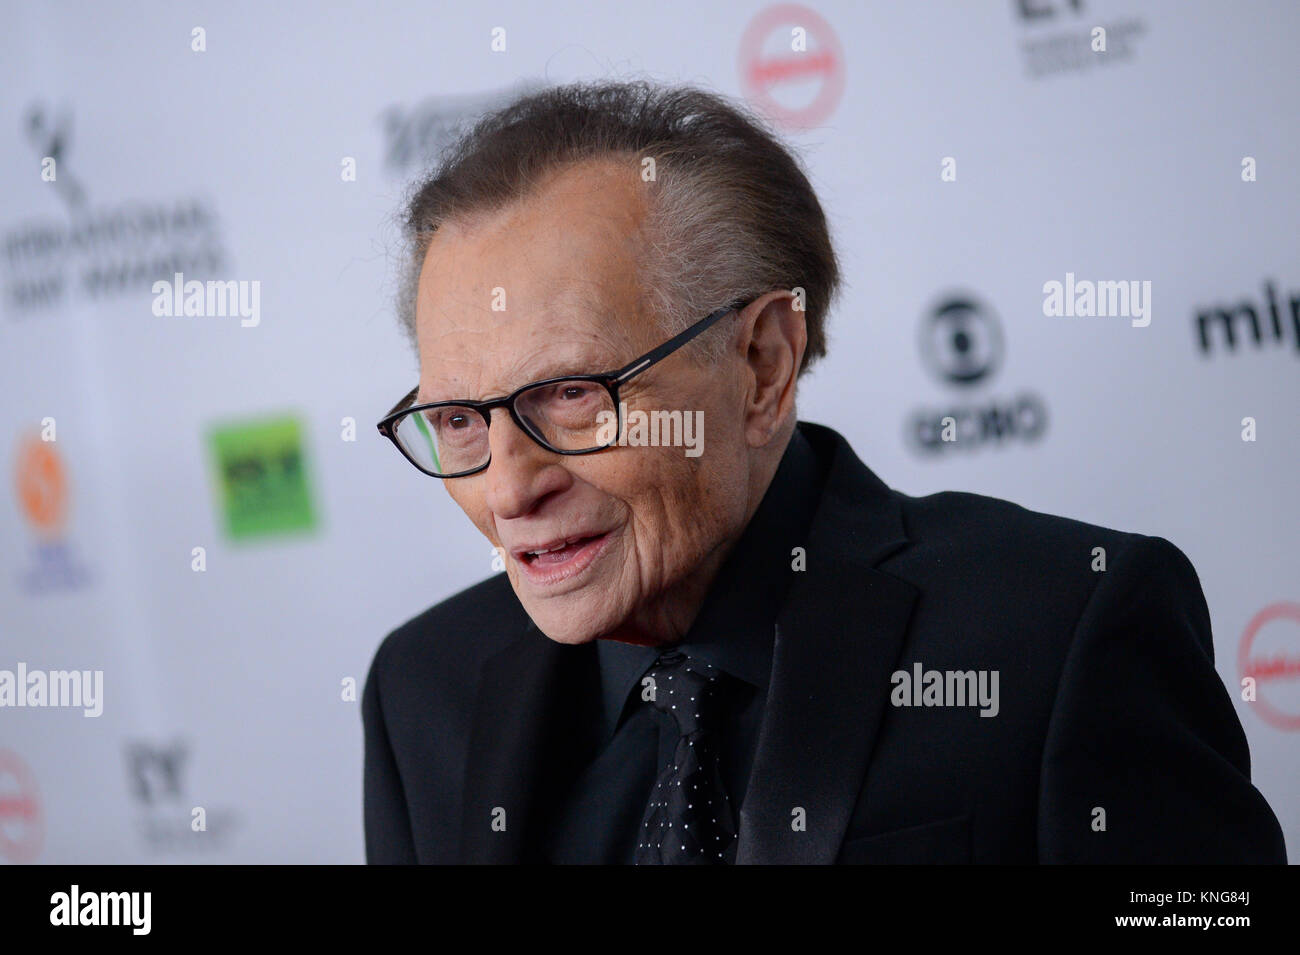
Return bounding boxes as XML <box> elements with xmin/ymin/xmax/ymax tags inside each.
<box><xmin>376</xmin><ymin>300</ymin><xmax>748</xmax><ymax>478</ymax></box>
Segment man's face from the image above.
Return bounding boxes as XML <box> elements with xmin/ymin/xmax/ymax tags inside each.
<box><xmin>414</xmin><ymin>160</ymin><xmax>751</xmax><ymax>645</ymax></box>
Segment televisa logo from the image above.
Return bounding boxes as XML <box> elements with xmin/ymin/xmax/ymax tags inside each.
<box><xmin>49</xmin><ymin>885</ymin><xmax>151</xmax><ymax>935</ymax></box>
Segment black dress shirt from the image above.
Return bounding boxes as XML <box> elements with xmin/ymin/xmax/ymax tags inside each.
<box><xmin>543</xmin><ymin>428</ymin><xmax>824</xmax><ymax>863</ymax></box>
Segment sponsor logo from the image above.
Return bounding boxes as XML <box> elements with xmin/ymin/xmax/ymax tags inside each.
<box><xmin>1194</xmin><ymin>279</ymin><xmax>1300</xmax><ymax>358</ymax></box>
<box><xmin>1014</xmin><ymin>0</ymin><xmax>1147</xmax><ymax>80</ymax></box>
<box><xmin>0</xmin><ymin>750</ymin><xmax>43</xmax><ymax>863</ymax></box>
<box><xmin>125</xmin><ymin>740</ymin><xmax>240</xmax><ymax>852</ymax></box>
<box><xmin>207</xmin><ymin>415</ymin><xmax>318</xmax><ymax>541</ymax></box>
<box><xmin>908</xmin><ymin>294</ymin><xmax>1049</xmax><ymax>454</ymax></box>
<box><xmin>739</xmin><ymin>3</ymin><xmax>845</xmax><ymax>130</ymax></box>
<box><xmin>920</xmin><ymin>296</ymin><xmax>1004</xmax><ymax>386</ymax></box>
<box><xmin>12</xmin><ymin>432</ymin><xmax>92</xmax><ymax>593</ymax></box>
<box><xmin>3</xmin><ymin>103</ymin><xmax>228</xmax><ymax>317</ymax></box>
<box><xmin>1239</xmin><ymin>602</ymin><xmax>1300</xmax><ymax>731</ymax></box>
<box><xmin>380</xmin><ymin>84</ymin><xmax>537</xmax><ymax>177</ymax></box>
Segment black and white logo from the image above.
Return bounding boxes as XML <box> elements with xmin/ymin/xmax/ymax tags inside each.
<box><xmin>907</xmin><ymin>293</ymin><xmax>1048</xmax><ymax>455</ymax></box>
<box><xmin>919</xmin><ymin>296</ymin><xmax>1004</xmax><ymax>386</ymax></box>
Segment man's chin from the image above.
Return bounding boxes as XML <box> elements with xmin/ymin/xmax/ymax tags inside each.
<box><xmin>516</xmin><ymin>592</ymin><xmax>617</xmax><ymax>645</ymax></box>
<box><xmin>535</xmin><ymin>625</ymin><xmax>601</xmax><ymax>646</ymax></box>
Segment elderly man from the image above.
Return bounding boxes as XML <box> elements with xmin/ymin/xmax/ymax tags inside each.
<box><xmin>363</xmin><ymin>81</ymin><xmax>1285</xmax><ymax>864</ymax></box>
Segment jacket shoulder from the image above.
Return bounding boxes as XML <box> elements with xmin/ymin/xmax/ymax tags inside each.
<box><xmin>367</xmin><ymin>573</ymin><xmax>531</xmax><ymax>697</ymax></box>
<box><xmin>898</xmin><ymin>486</ymin><xmax>1207</xmax><ymax>619</ymax></box>
<box><xmin>894</xmin><ymin>486</ymin><xmax>1149</xmax><ymax>566</ymax></box>
<box><xmin>882</xmin><ymin>486</ymin><xmax>1201</xmax><ymax>653</ymax></box>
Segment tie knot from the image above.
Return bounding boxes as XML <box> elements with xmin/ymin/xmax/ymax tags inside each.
<box><xmin>644</xmin><ymin>651</ymin><xmax>721</xmax><ymax>736</ymax></box>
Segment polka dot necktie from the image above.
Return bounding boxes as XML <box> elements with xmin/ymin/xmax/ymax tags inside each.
<box><xmin>634</xmin><ymin>650</ymin><xmax>737</xmax><ymax>865</ymax></box>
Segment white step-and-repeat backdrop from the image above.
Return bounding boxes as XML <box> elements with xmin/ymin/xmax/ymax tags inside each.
<box><xmin>1</xmin><ymin>0</ymin><xmax>1296</xmax><ymax>862</ymax></box>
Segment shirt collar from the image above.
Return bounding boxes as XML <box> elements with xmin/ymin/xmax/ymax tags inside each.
<box><xmin>595</xmin><ymin>425</ymin><xmax>824</xmax><ymax>739</ymax></box>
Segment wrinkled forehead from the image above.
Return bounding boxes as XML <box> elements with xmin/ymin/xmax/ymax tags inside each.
<box><xmin>415</xmin><ymin>287</ymin><xmax>636</xmax><ymax>402</ymax></box>
<box><xmin>414</xmin><ymin>162</ymin><xmax>654</xmax><ymax>401</ymax></box>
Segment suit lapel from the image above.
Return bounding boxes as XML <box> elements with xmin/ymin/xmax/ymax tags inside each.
<box><xmin>458</xmin><ymin>623</ymin><xmax>597</xmax><ymax>863</ymax></box>
<box><xmin>736</xmin><ymin>424</ymin><xmax>919</xmax><ymax>864</ymax></box>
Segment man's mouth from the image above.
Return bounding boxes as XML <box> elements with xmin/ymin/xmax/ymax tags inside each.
<box><xmin>510</xmin><ymin>532</ymin><xmax>612</xmax><ymax>588</ymax></box>
<box><xmin>516</xmin><ymin>534</ymin><xmax>605</xmax><ymax>565</ymax></box>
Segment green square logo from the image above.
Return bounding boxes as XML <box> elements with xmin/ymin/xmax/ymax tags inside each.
<box><xmin>208</xmin><ymin>415</ymin><xmax>318</xmax><ymax>541</ymax></box>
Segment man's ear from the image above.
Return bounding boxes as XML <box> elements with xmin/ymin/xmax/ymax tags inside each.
<box><xmin>735</xmin><ymin>291</ymin><xmax>806</xmax><ymax>448</ymax></box>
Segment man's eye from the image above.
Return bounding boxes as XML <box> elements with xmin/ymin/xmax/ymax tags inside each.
<box><xmin>425</xmin><ymin>409</ymin><xmax>479</xmax><ymax>435</ymax></box>
<box><xmin>560</xmin><ymin>385</ymin><xmax>593</xmax><ymax>400</ymax></box>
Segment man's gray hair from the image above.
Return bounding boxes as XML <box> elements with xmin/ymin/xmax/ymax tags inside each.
<box><xmin>399</xmin><ymin>80</ymin><xmax>841</xmax><ymax>376</ymax></box>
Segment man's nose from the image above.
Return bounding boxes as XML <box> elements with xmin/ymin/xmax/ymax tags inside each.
<box><xmin>481</xmin><ymin>408</ymin><xmax>569</xmax><ymax>519</ymax></box>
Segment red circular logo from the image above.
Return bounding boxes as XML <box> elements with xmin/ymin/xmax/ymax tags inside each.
<box><xmin>0</xmin><ymin>750</ymin><xmax>44</xmax><ymax>863</ymax></box>
<box><xmin>1238</xmin><ymin>602</ymin><xmax>1300</xmax><ymax>731</ymax></box>
<box><xmin>739</xmin><ymin>3</ymin><xmax>846</xmax><ymax>130</ymax></box>
<box><xmin>14</xmin><ymin>434</ymin><xmax>68</xmax><ymax>537</ymax></box>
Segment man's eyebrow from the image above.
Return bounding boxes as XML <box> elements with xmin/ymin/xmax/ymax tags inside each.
<box><xmin>518</xmin><ymin>355</ymin><xmax>620</xmax><ymax>381</ymax></box>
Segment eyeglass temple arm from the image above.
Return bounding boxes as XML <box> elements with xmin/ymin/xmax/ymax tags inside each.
<box><xmin>611</xmin><ymin>300</ymin><xmax>747</xmax><ymax>384</ymax></box>
<box><xmin>382</xmin><ymin>385</ymin><xmax>420</xmax><ymax>423</ymax></box>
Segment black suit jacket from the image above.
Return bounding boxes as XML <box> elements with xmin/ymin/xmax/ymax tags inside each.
<box><xmin>362</xmin><ymin>421</ymin><xmax>1286</xmax><ymax>864</ymax></box>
